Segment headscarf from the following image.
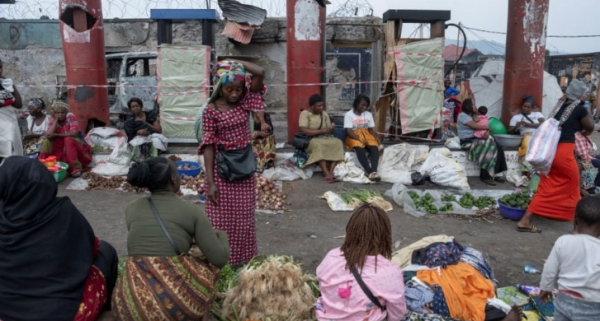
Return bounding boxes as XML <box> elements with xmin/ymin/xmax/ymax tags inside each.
<box><xmin>522</xmin><ymin>95</ymin><xmax>535</xmax><ymax>106</ymax></box>
<box><xmin>27</xmin><ymin>98</ymin><xmax>45</xmax><ymax>110</ymax></box>
<box><xmin>0</xmin><ymin>157</ymin><xmax>96</xmax><ymax>321</ymax></box>
<box><xmin>565</xmin><ymin>79</ymin><xmax>590</xmax><ymax>101</ymax></box>
<box><xmin>51</xmin><ymin>101</ymin><xmax>69</xmax><ymax>113</ymax></box>
<box><xmin>209</xmin><ymin>60</ymin><xmax>247</xmax><ymax>104</ymax></box>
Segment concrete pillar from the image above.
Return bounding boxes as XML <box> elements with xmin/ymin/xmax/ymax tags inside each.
<box><xmin>502</xmin><ymin>0</ymin><xmax>549</xmax><ymax>125</ymax></box>
<box><xmin>286</xmin><ymin>0</ymin><xmax>326</xmax><ymax>141</ymax></box>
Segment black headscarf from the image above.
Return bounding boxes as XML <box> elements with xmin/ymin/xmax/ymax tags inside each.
<box><xmin>0</xmin><ymin>157</ymin><xmax>96</xmax><ymax>321</ymax></box>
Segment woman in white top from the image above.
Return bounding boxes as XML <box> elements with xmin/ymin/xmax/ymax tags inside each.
<box><xmin>23</xmin><ymin>98</ymin><xmax>50</xmax><ymax>156</ymax></box>
<box><xmin>509</xmin><ymin>96</ymin><xmax>545</xmax><ymax>135</ymax></box>
<box><xmin>344</xmin><ymin>94</ymin><xmax>381</xmax><ymax>182</ymax></box>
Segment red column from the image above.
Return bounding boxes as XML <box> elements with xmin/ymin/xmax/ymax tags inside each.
<box><xmin>286</xmin><ymin>0</ymin><xmax>326</xmax><ymax>141</ymax></box>
<box><xmin>59</xmin><ymin>0</ymin><xmax>109</xmax><ymax>133</ymax></box>
<box><xmin>502</xmin><ymin>0</ymin><xmax>549</xmax><ymax>125</ymax></box>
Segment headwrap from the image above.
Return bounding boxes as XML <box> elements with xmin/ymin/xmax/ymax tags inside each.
<box><xmin>565</xmin><ymin>79</ymin><xmax>590</xmax><ymax>101</ymax></box>
<box><xmin>209</xmin><ymin>60</ymin><xmax>247</xmax><ymax>104</ymax></box>
<box><xmin>27</xmin><ymin>98</ymin><xmax>45</xmax><ymax>110</ymax></box>
<box><xmin>522</xmin><ymin>95</ymin><xmax>535</xmax><ymax>106</ymax></box>
<box><xmin>51</xmin><ymin>101</ymin><xmax>69</xmax><ymax>113</ymax></box>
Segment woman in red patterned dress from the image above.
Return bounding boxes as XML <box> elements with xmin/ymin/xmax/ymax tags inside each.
<box><xmin>199</xmin><ymin>60</ymin><xmax>270</xmax><ymax>267</ymax></box>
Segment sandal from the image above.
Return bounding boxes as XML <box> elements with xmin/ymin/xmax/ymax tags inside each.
<box><xmin>516</xmin><ymin>226</ymin><xmax>542</xmax><ymax>233</ymax></box>
<box><xmin>482</xmin><ymin>179</ymin><xmax>497</xmax><ymax>186</ymax></box>
<box><xmin>368</xmin><ymin>173</ymin><xmax>381</xmax><ymax>182</ymax></box>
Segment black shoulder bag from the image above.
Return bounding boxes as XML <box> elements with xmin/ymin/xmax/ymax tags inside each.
<box><xmin>147</xmin><ymin>198</ymin><xmax>181</xmax><ymax>256</ymax></box>
<box><xmin>292</xmin><ymin>114</ymin><xmax>323</xmax><ymax>150</ymax></box>
<box><xmin>216</xmin><ymin>143</ymin><xmax>257</xmax><ymax>182</ymax></box>
<box><xmin>351</xmin><ymin>268</ymin><xmax>386</xmax><ymax>311</ymax></box>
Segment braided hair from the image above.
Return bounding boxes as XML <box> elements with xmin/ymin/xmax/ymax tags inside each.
<box><xmin>340</xmin><ymin>204</ymin><xmax>392</xmax><ymax>272</ymax></box>
<box><xmin>126</xmin><ymin>157</ymin><xmax>173</xmax><ymax>192</ymax></box>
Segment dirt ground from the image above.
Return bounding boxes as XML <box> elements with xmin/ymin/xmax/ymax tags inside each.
<box><xmin>56</xmin><ymin>132</ymin><xmax>600</xmax><ymax>307</ymax></box>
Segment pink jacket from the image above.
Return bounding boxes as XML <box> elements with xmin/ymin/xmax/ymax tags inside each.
<box><xmin>316</xmin><ymin>248</ymin><xmax>407</xmax><ymax>321</ymax></box>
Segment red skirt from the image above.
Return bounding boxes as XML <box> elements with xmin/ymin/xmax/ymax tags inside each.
<box><xmin>528</xmin><ymin>143</ymin><xmax>580</xmax><ymax>221</ymax></box>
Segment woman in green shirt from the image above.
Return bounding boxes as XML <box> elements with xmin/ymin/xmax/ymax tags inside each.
<box><xmin>112</xmin><ymin>157</ymin><xmax>230</xmax><ymax>321</ymax></box>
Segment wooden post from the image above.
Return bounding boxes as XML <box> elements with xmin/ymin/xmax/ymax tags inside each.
<box><xmin>430</xmin><ymin>20</ymin><xmax>445</xmax><ymax>38</ymax></box>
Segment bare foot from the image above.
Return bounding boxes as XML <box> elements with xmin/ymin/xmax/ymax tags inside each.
<box><xmin>502</xmin><ymin>306</ymin><xmax>524</xmax><ymax>321</ymax></box>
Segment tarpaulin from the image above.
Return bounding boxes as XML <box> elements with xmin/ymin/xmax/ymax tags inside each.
<box><xmin>395</xmin><ymin>38</ymin><xmax>445</xmax><ymax>134</ymax></box>
<box><xmin>158</xmin><ymin>45</ymin><xmax>211</xmax><ymax>140</ymax></box>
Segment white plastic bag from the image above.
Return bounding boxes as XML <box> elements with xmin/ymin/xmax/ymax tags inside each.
<box><xmin>321</xmin><ymin>191</ymin><xmax>357</xmax><ymax>212</ymax></box>
<box><xmin>91</xmin><ymin>162</ymin><xmax>130</xmax><ymax>176</ymax></box>
<box><xmin>378</xmin><ymin>144</ymin><xmax>429</xmax><ymax>184</ymax></box>
<box><xmin>384</xmin><ymin>182</ymin><xmax>409</xmax><ymax>206</ymax></box>
<box><xmin>445</xmin><ymin>136</ymin><xmax>461</xmax><ymax>149</ymax></box>
<box><xmin>333</xmin><ymin>161</ymin><xmax>373</xmax><ymax>184</ymax></box>
<box><xmin>261</xmin><ymin>160</ymin><xmax>314</xmax><ymax>181</ymax></box>
<box><xmin>419</xmin><ymin>148</ymin><xmax>470</xmax><ymax>190</ymax></box>
<box><xmin>109</xmin><ymin>136</ymin><xmax>132</xmax><ymax>165</ymax></box>
<box><xmin>526</xmin><ymin>118</ymin><xmax>560</xmax><ymax>175</ymax></box>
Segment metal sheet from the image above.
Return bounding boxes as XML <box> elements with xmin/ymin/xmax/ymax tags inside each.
<box><xmin>218</xmin><ymin>0</ymin><xmax>266</xmax><ymax>26</ymax></box>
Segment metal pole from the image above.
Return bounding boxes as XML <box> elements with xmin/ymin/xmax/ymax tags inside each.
<box><xmin>286</xmin><ymin>0</ymin><xmax>326</xmax><ymax>142</ymax></box>
<box><xmin>502</xmin><ymin>0</ymin><xmax>549</xmax><ymax>125</ymax></box>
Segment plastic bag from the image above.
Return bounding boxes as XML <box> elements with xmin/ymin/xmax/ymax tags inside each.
<box><xmin>419</xmin><ymin>148</ymin><xmax>470</xmax><ymax>190</ymax></box>
<box><xmin>411</xmin><ymin>172</ymin><xmax>427</xmax><ymax>185</ymax></box>
<box><xmin>321</xmin><ymin>191</ymin><xmax>357</xmax><ymax>212</ymax></box>
<box><xmin>378</xmin><ymin>144</ymin><xmax>429</xmax><ymax>184</ymax></box>
<box><xmin>526</xmin><ymin>118</ymin><xmax>560</xmax><ymax>176</ymax></box>
<box><xmin>109</xmin><ymin>136</ymin><xmax>132</xmax><ymax>165</ymax></box>
<box><xmin>445</xmin><ymin>136</ymin><xmax>461</xmax><ymax>149</ymax></box>
<box><xmin>384</xmin><ymin>182</ymin><xmax>409</xmax><ymax>206</ymax></box>
<box><xmin>506</xmin><ymin>172</ymin><xmax>530</xmax><ymax>187</ymax></box>
<box><xmin>261</xmin><ymin>159</ymin><xmax>314</xmax><ymax>181</ymax></box>
<box><xmin>333</xmin><ymin>161</ymin><xmax>373</xmax><ymax>184</ymax></box>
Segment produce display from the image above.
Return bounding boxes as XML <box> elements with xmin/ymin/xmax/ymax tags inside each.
<box><xmin>214</xmin><ymin>255</ymin><xmax>319</xmax><ymax>321</ymax></box>
<box><xmin>177</xmin><ymin>163</ymin><xmax>196</xmax><ymax>170</ymax></box>
<box><xmin>408</xmin><ymin>191</ymin><xmax>438</xmax><ymax>214</ymax></box>
<box><xmin>83</xmin><ymin>172</ymin><xmax>147</xmax><ymax>193</ymax></box>
<box><xmin>256</xmin><ymin>175</ymin><xmax>287</xmax><ymax>211</ymax></box>
<box><xmin>409</xmin><ymin>191</ymin><xmax>499</xmax><ymax>215</ymax></box>
<box><xmin>439</xmin><ymin>203</ymin><xmax>454</xmax><ymax>212</ymax></box>
<box><xmin>181</xmin><ymin>174</ymin><xmax>205</xmax><ymax>194</ymax></box>
<box><xmin>168</xmin><ymin>155</ymin><xmax>182</xmax><ymax>162</ymax></box>
<box><xmin>339</xmin><ymin>189</ymin><xmax>393</xmax><ymax>212</ymax></box>
<box><xmin>499</xmin><ymin>190</ymin><xmax>532</xmax><ymax>209</ymax></box>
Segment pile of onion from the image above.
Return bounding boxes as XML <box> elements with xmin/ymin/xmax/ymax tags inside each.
<box><xmin>256</xmin><ymin>175</ymin><xmax>287</xmax><ymax>211</ymax></box>
<box><xmin>181</xmin><ymin>174</ymin><xmax>205</xmax><ymax>195</ymax></box>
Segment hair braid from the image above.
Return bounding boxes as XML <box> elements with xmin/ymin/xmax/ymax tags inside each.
<box><xmin>340</xmin><ymin>204</ymin><xmax>392</xmax><ymax>272</ymax></box>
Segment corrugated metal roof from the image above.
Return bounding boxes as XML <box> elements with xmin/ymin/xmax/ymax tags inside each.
<box><xmin>221</xmin><ymin>21</ymin><xmax>254</xmax><ymax>44</ymax></box>
<box><xmin>218</xmin><ymin>0</ymin><xmax>266</xmax><ymax>26</ymax></box>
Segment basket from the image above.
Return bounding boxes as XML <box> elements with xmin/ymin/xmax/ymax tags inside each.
<box><xmin>498</xmin><ymin>201</ymin><xmax>526</xmax><ymax>221</ymax></box>
<box><xmin>175</xmin><ymin>161</ymin><xmax>201</xmax><ymax>178</ymax></box>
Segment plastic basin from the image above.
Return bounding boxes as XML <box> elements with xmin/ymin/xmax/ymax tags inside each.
<box><xmin>489</xmin><ymin>117</ymin><xmax>508</xmax><ymax>135</ymax></box>
<box><xmin>498</xmin><ymin>201</ymin><xmax>526</xmax><ymax>221</ymax></box>
<box><xmin>51</xmin><ymin>162</ymin><xmax>69</xmax><ymax>183</ymax></box>
<box><xmin>175</xmin><ymin>161</ymin><xmax>201</xmax><ymax>178</ymax></box>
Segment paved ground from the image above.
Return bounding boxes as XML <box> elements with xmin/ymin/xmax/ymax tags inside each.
<box><xmin>59</xmin><ymin>132</ymin><xmax>600</xmax><ymax>309</ymax></box>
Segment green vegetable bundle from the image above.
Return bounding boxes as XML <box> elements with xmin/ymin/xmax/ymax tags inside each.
<box><xmin>499</xmin><ymin>190</ymin><xmax>532</xmax><ymax>210</ymax></box>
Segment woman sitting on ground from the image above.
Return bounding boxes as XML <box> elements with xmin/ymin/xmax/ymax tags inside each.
<box><xmin>124</xmin><ymin>97</ymin><xmax>167</xmax><ymax>161</ymax></box>
<box><xmin>344</xmin><ymin>94</ymin><xmax>381</xmax><ymax>182</ymax></box>
<box><xmin>316</xmin><ymin>204</ymin><xmax>407</xmax><ymax>321</ymax></box>
<box><xmin>508</xmin><ymin>95</ymin><xmax>545</xmax><ymax>135</ymax></box>
<box><xmin>112</xmin><ymin>157</ymin><xmax>230</xmax><ymax>321</ymax></box>
<box><xmin>299</xmin><ymin>94</ymin><xmax>345</xmax><ymax>183</ymax></box>
<box><xmin>252</xmin><ymin>111</ymin><xmax>276</xmax><ymax>172</ymax></box>
<box><xmin>457</xmin><ymin>98</ymin><xmax>508</xmax><ymax>186</ymax></box>
<box><xmin>0</xmin><ymin>156</ymin><xmax>118</xmax><ymax>321</ymax></box>
<box><xmin>22</xmin><ymin>98</ymin><xmax>50</xmax><ymax>156</ymax></box>
<box><xmin>516</xmin><ymin>80</ymin><xmax>596</xmax><ymax>233</ymax></box>
<box><xmin>39</xmin><ymin>101</ymin><xmax>92</xmax><ymax>177</ymax></box>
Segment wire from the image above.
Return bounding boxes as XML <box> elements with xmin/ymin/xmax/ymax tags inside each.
<box><xmin>464</xmin><ymin>27</ymin><xmax>505</xmax><ymax>56</ymax></box>
<box><xmin>444</xmin><ymin>23</ymin><xmax>468</xmax><ymax>78</ymax></box>
<box><xmin>463</xmin><ymin>25</ymin><xmax>600</xmax><ymax>38</ymax></box>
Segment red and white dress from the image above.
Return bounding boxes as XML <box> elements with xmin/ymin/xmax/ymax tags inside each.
<box><xmin>199</xmin><ymin>89</ymin><xmax>265</xmax><ymax>266</ymax></box>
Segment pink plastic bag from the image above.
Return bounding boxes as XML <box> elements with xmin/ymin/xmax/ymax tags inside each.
<box><xmin>525</xmin><ymin>118</ymin><xmax>560</xmax><ymax>176</ymax></box>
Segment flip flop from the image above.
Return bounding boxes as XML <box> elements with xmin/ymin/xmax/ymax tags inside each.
<box><xmin>482</xmin><ymin>179</ymin><xmax>497</xmax><ymax>186</ymax></box>
<box><xmin>517</xmin><ymin>226</ymin><xmax>542</xmax><ymax>233</ymax></box>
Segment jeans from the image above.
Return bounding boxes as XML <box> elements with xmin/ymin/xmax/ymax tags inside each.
<box><xmin>554</xmin><ymin>292</ymin><xmax>600</xmax><ymax>321</ymax></box>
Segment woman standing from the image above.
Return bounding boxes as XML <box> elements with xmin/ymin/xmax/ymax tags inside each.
<box><xmin>124</xmin><ymin>97</ymin><xmax>167</xmax><ymax>161</ymax></box>
<box><xmin>199</xmin><ymin>60</ymin><xmax>269</xmax><ymax>267</ymax></box>
<box><xmin>252</xmin><ymin>112</ymin><xmax>276</xmax><ymax>172</ymax></box>
<box><xmin>457</xmin><ymin>98</ymin><xmax>508</xmax><ymax>186</ymax></box>
<box><xmin>112</xmin><ymin>157</ymin><xmax>229</xmax><ymax>321</ymax></box>
<box><xmin>316</xmin><ymin>204</ymin><xmax>406</xmax><ymax>321</ymax></box>
<box><xmin>0</xmin><ymin>59</ymin><xmax>24</xmax><ymax>158</ymax></box>
<box><xmin>509</xmin><ymin>96</ymin><xmax>545</xmax><ymax>135</ymax></box>
<box><xmin>344</xmin><ymin>94</ymin><xmax>381</xmax><ymax>181</ymax></box>
<box><xmin>0</xmin><ymin>157</ymin><xmax>118</xmax><ymax>321</ymax></box>
<box><xmin>23</xmin><ymin>98</ymin><xmax>50</xmax><ymax>156</ymax></box>
<box><xmin>517</xmin><ymin>80</ymin><xmax>595</xmax><ymax>233</ymax></box>
<box><xmin>299</xmin><ymin>94</ymin><xmax>345</xmax><ymax>183</ymax></box>
<box><xmin>40</xmin><ymin>101</ymin><xmax>92</xmax><ymax>177</ymax></box>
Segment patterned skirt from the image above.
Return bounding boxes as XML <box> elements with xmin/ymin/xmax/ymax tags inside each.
<box><xmin>205</xmin><ymin>161</ymin><xmax>257</xmax><ymax>266</ymax></box>
<box><xmin>112</xmin><ymin>256</ymin><xmax>220</xmax><ymax>321</ymax></box>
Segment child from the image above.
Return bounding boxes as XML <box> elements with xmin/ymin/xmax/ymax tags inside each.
<box><xmin>473</xmin><ymin>106</ymin><xmax>489</xmax><ymax>139</ymax></box>
<box><xmin>539</xmin><ymin>196</ymin><xmax>600</xmax><ymax>320</ymax></box>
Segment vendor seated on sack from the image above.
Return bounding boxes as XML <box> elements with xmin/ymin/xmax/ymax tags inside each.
<box><xmin>124</xmin><ymin>97</ymin><xmax>168</xmax><ymax>161</ymax></box>
<box><xmin>344</xmin><ymin>94</ymin><xmax>381</xmax><ymax>182</ymax></box>
<box><xmin>509</xmin><ymin>95</ymin><xmax>545</xmax><ymax>136</ymax></box>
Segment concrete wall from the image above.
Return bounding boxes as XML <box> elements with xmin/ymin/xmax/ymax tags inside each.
<box><xmin>0</xmin><ymin>17</ymin><xmax>383</xmax><ymax>140</ymax></box>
